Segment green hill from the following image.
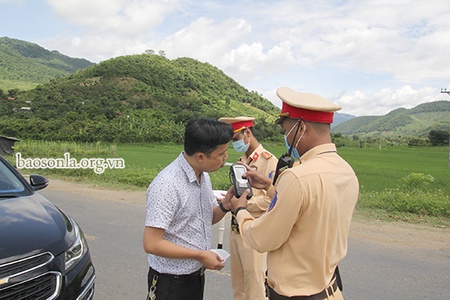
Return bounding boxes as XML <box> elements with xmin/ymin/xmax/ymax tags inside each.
<box><xmin>332</xmin><ymin>100</ymin><xmax>450</xmax><ymax>136</ymax></box>
<box><xmin>0</xmin><ymin>37</ymin><xmax>94</xmax><ymax>90</ymax></box>
<box><xmin>0</xmin><ymin>54</ymin><xmax>282</xmax><ymax>143</ymax></box>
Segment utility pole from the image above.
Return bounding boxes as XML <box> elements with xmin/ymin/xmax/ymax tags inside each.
<box><xmin>443</xmin><ymin>88</ymin><xmax>450</xmax><ymax>166</ymax></box>
<box><xmin>445</xmin><ymin>91</ymin><xmax>450</xmax><ymax>167</ymax></box>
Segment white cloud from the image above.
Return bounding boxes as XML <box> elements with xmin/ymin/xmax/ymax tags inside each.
<box><xmin>221</xmin><ymin>41</ymin><xmax>295</xmax><ymax>83</ymax></box>
<box><xmin>161</xmin><ymin>17</ymin><xmax>250</xmax><ymax>62</ymax></box>
<box><xmin>46</xmin><ymin>0</ymin><xmax>183</xmax><ymax>35</ymax></box>
<box><xmin>45</xmin><ymin>34</ymin><xmax>150</xmax><ymax>62</ymax></box>
<box><xmin>41</xmin><ymin>0</ymin><xmax>186</xmax><ymax>61</ymax></box>
<box><xmin>336</xmin><ymin>85</ymin><xmax>445</xmax><ymax>116</ymax></box>
<box><xmin>263</xmin><ymin>1</ymin><xmax>450</xmax><ymax>84</ymax></box>
<box><xmin>261</xmin><ymin>88</ymin><xmax>282</xmax><ymax>108</ymax></box>
<box><xmin>159</xmin><ymin>17</ymin><xmax>295</xmax><ymax>83</ymax></box>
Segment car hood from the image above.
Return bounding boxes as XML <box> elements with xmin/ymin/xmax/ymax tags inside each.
<box><xmin>0</xmin><ymin>193</ymin><xmax>74</xmax><ymax>260</ymax></box>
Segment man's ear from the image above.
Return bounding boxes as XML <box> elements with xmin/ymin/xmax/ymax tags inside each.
<box><xmin>195</xmin><ymin>152</ymin><xmax>207</xmax><ymax>163</ymax></box>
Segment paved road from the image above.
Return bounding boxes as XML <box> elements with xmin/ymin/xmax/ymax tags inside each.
<box><xmin>40</xmin><ymin>186</ymin><xmax>450</xmax><ymax>300</ymax></box>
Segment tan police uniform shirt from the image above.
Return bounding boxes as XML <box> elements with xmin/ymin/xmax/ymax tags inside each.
<box><xmin>231</xmin><ymin>144</ymin><xmax>277</xmax><ymax>233</ymax></box>
<box><xmin>236</xmin><ymin>143</ymin><xmax>359</xmax><ymax>297</ymax></box>
<box><xmin>239</xmin><ymin>144</ymin><xmax>278</xmax><ymax>217</ymax></box>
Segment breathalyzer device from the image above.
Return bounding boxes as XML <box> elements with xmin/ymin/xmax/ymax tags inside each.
<box><xmin>230</xmin><ymin>163</ymin><xmax>253</xmax><ymax>200</ymax></box>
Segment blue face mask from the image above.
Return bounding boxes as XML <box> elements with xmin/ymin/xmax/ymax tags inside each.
<box><xmin>284</xmin><ymin>122</ymin><xmax>303</xmax><ymax>159</ymax></box>
<box><xmin>284</xmin><ymin>135</ymin><xmax>300</xmax><ymax>159</ymax></box>
<box><xmin>232</xmin><ymin>134</ymin><xmax>250</xmax><ymax>153</ymax></box>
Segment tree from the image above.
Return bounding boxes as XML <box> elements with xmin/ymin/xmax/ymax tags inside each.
<box><xmin>407</xmin><ymin>137</ymin><xmax>427</xmax><ymax>147</ymax></box>
<box><xmin>428</xmin><ymin>130</ymin><xmax>449</xmax><ymax>146</ymax></box>
<box><xmin>7</xmin><ymin>88</ymin><xmax>20</xmax><ymax>98</ymax></box>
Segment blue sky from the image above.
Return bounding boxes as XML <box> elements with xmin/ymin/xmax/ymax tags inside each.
<box><xmin>1</xmin><ymin>0</ymin><xmax>450</xmax><ymax>116</ymax></box>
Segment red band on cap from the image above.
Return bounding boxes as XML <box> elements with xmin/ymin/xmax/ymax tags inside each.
<box><xmin>280</xmin><ymin>102</ymin><xmax>334</xmax><ymax>123</ymax></box>
<box><xmin>230</xmin><ymin>120</ymin><xmax>254</xmax><ymax>132</ymax></box>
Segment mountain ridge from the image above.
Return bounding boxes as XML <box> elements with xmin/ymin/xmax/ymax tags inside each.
<box><xmin>332</xmin><ymin>100</ymin><xmax>450</xmax><ymax>136</ymax></box>
<box><xmin>0</xmin><ymin>36</ymin><xmax>94</xmax><ymax>89</ymax></box>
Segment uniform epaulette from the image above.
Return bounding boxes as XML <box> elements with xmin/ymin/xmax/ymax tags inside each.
<box><xmin>261</xmin><ymin>151</ymin><xmax>273</xmax><ymax>159</ymax></box>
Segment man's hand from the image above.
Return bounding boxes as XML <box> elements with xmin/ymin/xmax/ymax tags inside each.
<box><xmin>218</xmin><ymin>186</ymin><xmax>234</xmax><ymax>211</ymax></box>
<box><xmin>239</xmin><ymin>163</ymin><xmax>272</xmax><ymax>191</ymax></box>
<box><xmin>199</xmin><ymin>250</ymin><xmax>225</xmax><ymax>270</ymax></box>
<box><xmin>230</xmin><ymin>189</ymin><xmax>250</xmax><ymax>212</ymax></box>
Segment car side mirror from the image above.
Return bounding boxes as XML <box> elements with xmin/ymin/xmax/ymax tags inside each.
<box><xmin>29</xmin><ymin>174</ymin><xmax>49</xmax><ymax>191</ymax></box>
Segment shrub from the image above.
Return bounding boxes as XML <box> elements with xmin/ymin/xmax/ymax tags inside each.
<box><xmin>399</xmin><ymin>173</ymin><xmax>434</xmax><ymax>191</ymax></box>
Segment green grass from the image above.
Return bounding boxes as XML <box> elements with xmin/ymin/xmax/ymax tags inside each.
<box><xmin>337</xmin><ymin>146</ymin><xmax>449</xmax><ymax>194</ymax></box>
<box><xmin>116</xmin><ymin>143</ymin><xmax>181</xmax><ymax>168</ymax></box>
<box><xmin>6</xmin><ymin>141</ymin><xmax>450</xmax><ymax>226</ymax></box>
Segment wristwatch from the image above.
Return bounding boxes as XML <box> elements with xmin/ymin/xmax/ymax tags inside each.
<box><xmin>219</xmin><ymin>201</ymin><xmax>231</xmax><ymax>213</ymax></box>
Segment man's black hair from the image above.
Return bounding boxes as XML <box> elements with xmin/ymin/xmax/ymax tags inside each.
<box><xmin>184</xmin><ymin>118</ymin><xmax>234</xmax><ymax>156</ymax></box>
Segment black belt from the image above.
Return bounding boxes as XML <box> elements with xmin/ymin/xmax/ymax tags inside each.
<box><xmin>266</xmin><ymin>280</ymin><xmax>338</xmax><ymax>300</ymax></box>
<box><xmin>149</xmin><ymin>266</ymin><xmax>205</xmax><ymax>279</ymax></box>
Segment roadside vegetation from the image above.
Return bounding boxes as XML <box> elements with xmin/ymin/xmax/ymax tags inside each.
<box><xmin>6</xmin><ymin>139</ymin><xmax>449</xmax><ymax>228</ymax></box>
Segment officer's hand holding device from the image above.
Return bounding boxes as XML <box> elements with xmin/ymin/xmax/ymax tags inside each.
<box><xmin>230</xmin><ymin>163</ymin><xmax>253</xmax><ymax>200</ymax></box>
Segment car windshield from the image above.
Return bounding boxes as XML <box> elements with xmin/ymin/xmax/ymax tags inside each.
<box><xmin>0</xmin><ymin>159</ymin><xmax>27</xmax><ymax>197</ymax></box>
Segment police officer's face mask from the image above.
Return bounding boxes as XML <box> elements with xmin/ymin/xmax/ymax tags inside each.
<box><xmin>284</xmin><ymin>122</ymin><xmax>304</xmax><ymax>159</ymax></box>
<box><xmin>232</xmin><ymin>132</ymin><xmax>250</xmax><ymax>153</ymax></box>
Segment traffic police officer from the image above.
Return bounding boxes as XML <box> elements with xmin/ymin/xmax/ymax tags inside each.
<box><xmin>219</xmin><ymin>116</ymin><xmax>278</xmax><ymax>300</ymax></box>
<box><xmin>229</xmin><ymin>88</ymin><xmax>359</xmax><ymax>300</ymax></box>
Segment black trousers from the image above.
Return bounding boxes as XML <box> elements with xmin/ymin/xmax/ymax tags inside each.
<box><xmin>147</xmin><ymin>267</ymin><xmax>205</xmax><ymax>300</ymax></box>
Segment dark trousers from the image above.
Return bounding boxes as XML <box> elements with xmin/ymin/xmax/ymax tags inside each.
<box><xmin>147</xmin><ymin>267</ymin><xmax>205</xmax><ymax>300</ymax></box>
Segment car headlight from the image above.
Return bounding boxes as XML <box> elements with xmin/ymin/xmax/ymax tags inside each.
<box><xmin>65</xmin><ymin>219</ymin><xmax>88</xmax><ymax>271</ymax></box>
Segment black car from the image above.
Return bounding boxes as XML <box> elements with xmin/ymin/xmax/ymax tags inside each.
<box><xmin>0</xmin><ymin>155</ymin><xmax>95</xmax><ymax>300</ymax></box>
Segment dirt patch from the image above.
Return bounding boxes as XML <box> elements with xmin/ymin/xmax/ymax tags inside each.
<box><xmin>46</xmin><ymin>178</ymin><xmax>450</xmax><ymax>251</ymax></box>
<box><xmin>46</xmin><ymin>178</ymin><xmax>147</xmax><ymax>205</ymax></box>
<box><xmin>349</xmin><ymin>217</ymin><xmax>449</xmax><ymax>251</ymax></box>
